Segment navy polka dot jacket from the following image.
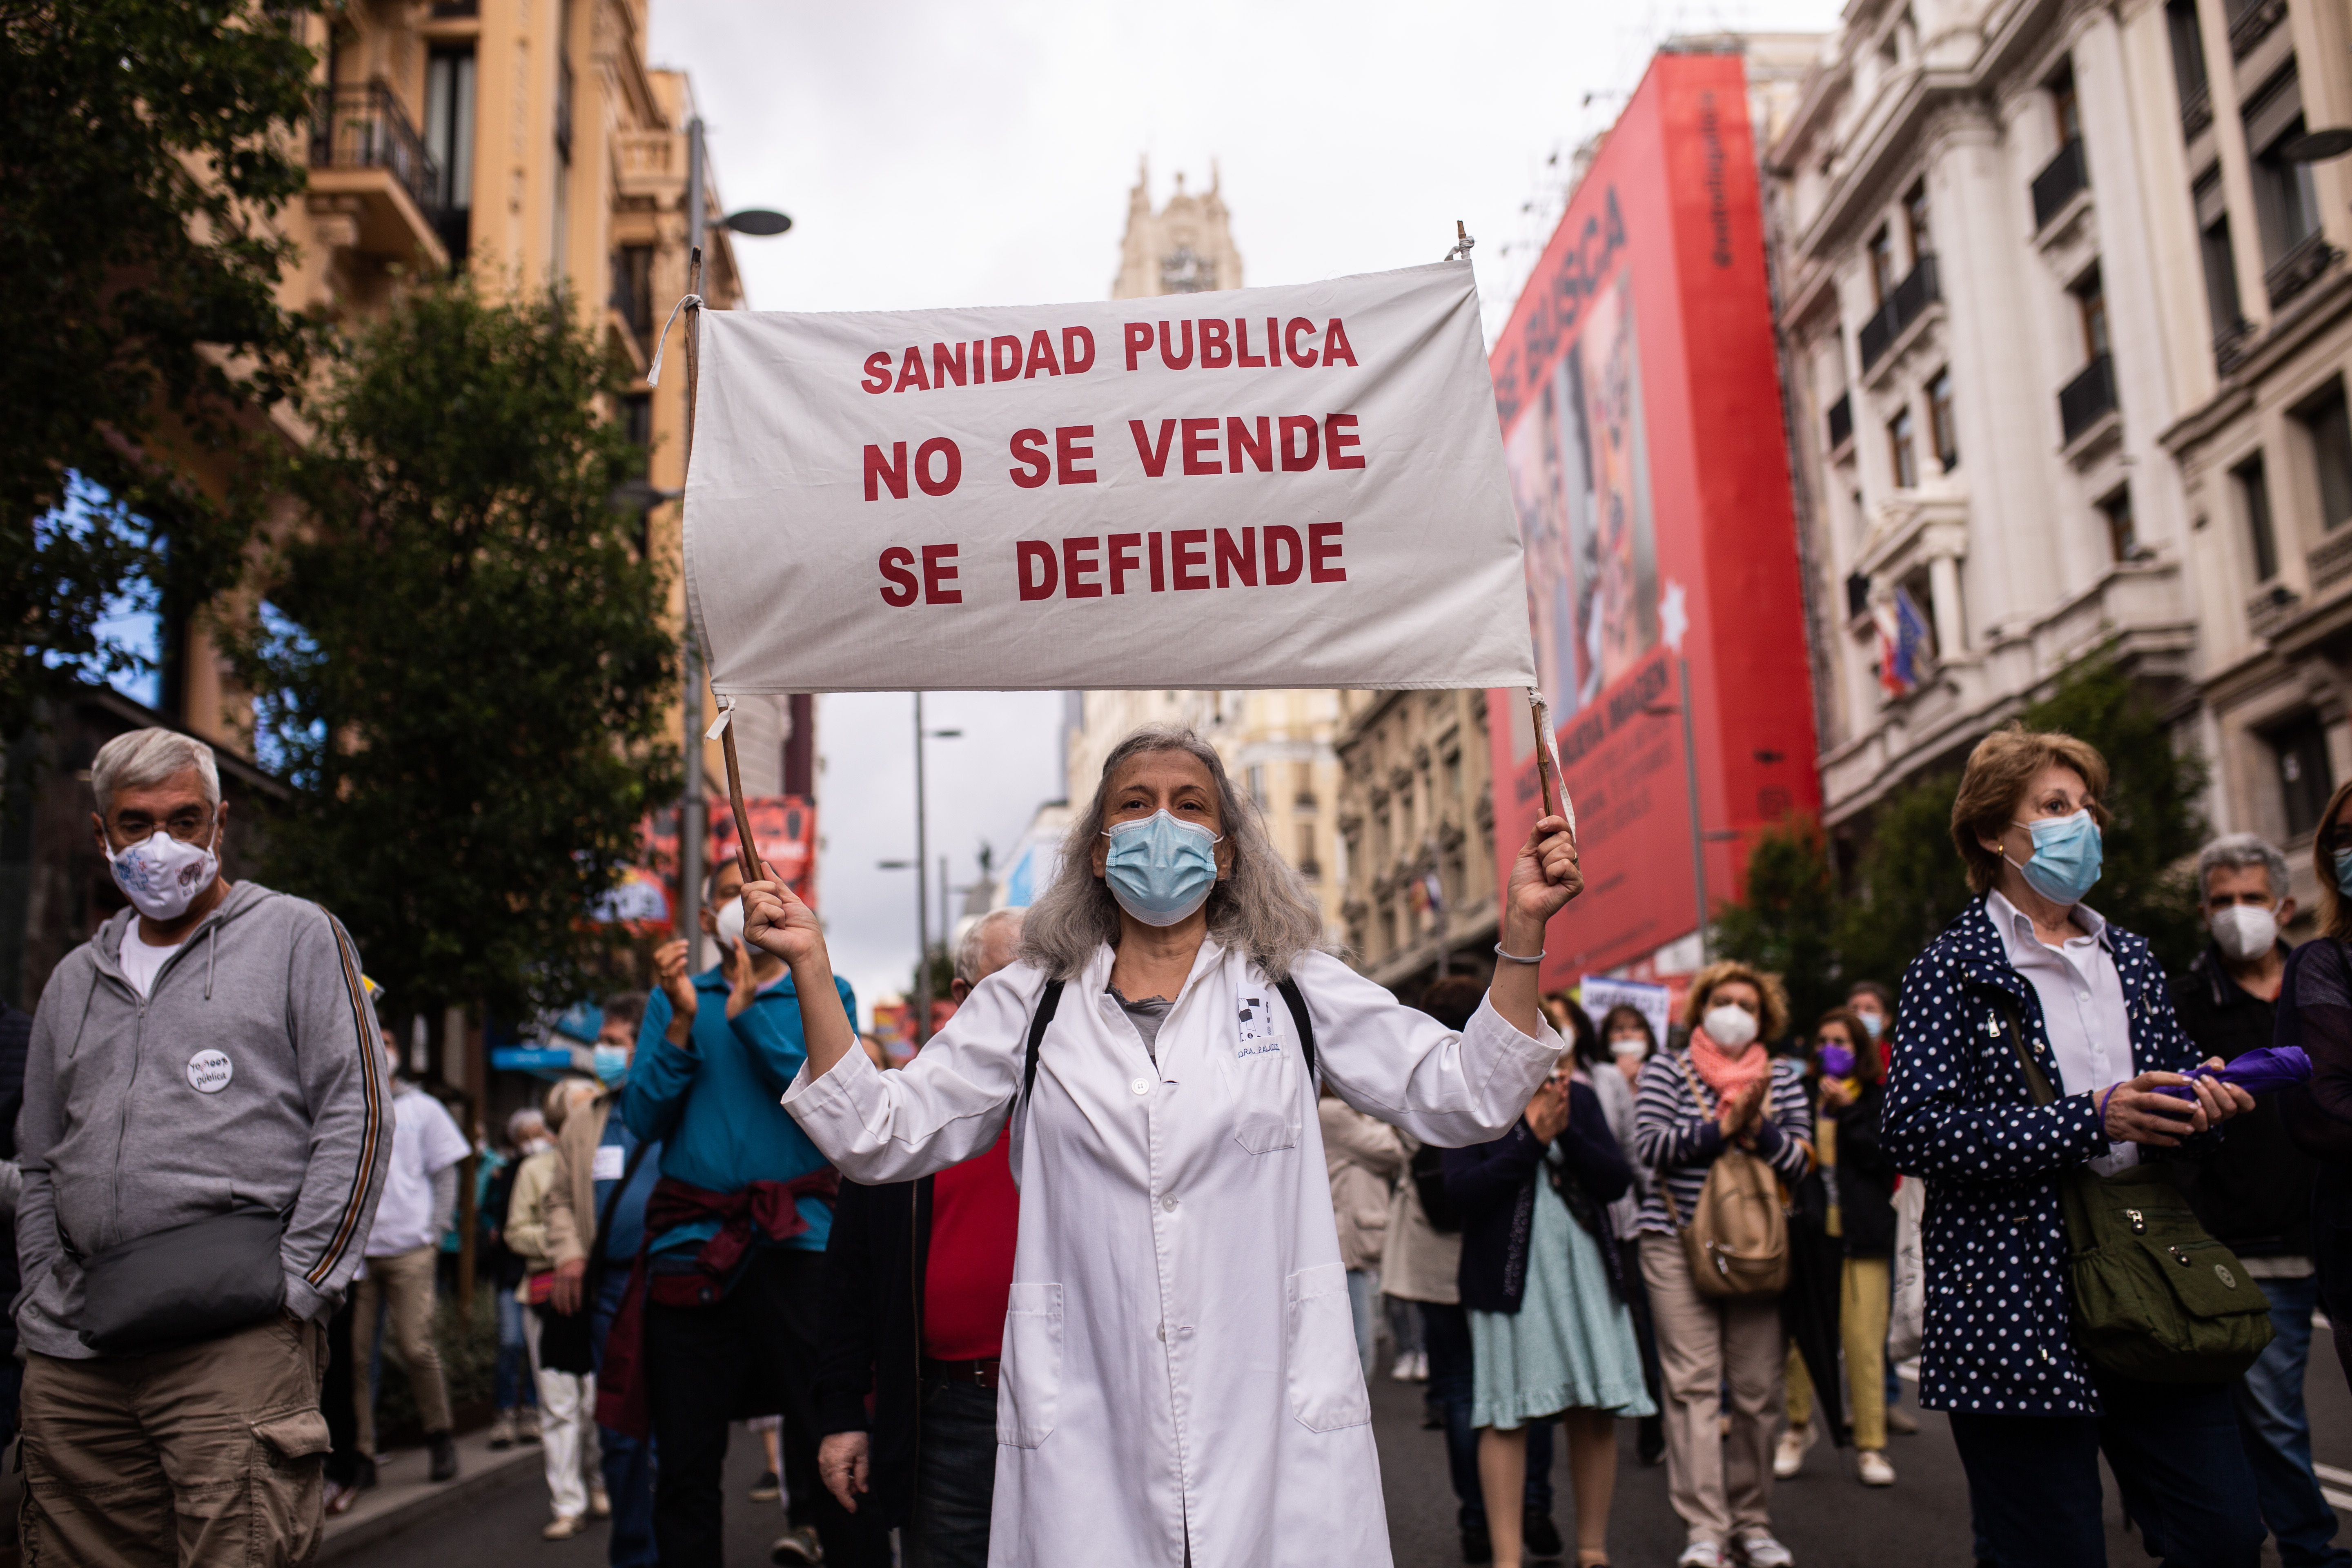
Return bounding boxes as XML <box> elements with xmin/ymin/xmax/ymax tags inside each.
<box><xmin>1881</xmin><ymin>897</ymin><xmax>2207</xmax><ymax>1415</ymax></box>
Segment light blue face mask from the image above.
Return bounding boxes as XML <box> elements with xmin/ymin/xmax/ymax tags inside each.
<box><xmin>2334</xmin><ymin>848</ymin><xmax>2352</xmax><ymax>897</ymax></box>
<box><xmin>1101</xmin><ymin>810</ymin><xmax>1222</xmax><ymax>927</ymax></box>
<box><xmin>2010</xmin><ymin>809</ymin><xmax>2103</xmax><ymax>906</ymax></box>
<box><xmin>591</xmin><ymin>1045</ymin><xmax>629</xmax><ymax>1086</ymax></box>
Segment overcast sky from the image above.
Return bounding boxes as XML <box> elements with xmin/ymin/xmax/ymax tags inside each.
<box><xmin>644</xmin><ymin>0</ymin><xmax>1840</xmax><ymax>1021</ymax></box>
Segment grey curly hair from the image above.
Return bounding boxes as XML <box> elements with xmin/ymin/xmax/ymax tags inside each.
<box><xmin>1017</xmin><ymin>724</ymin><xmax>1326</xmax><ymax>982</ymax></box>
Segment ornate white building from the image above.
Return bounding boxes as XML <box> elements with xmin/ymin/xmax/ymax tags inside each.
<box><xmin>1770</xmin><ymin>0</ymin><xmax>2352</xmax><ymax>909</ymax></box>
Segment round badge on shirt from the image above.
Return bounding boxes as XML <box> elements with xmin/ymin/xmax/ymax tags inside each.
<box><xmin>185</xmin><ymin>1049</ymin><xmax>234</xmax><ymax>1094</ymax></box>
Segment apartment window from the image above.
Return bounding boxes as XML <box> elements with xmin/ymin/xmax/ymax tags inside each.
<box><xmin>1897</xmin><ymin>564</ymin><xmax>1941</xmax><ymax>662</ymax></box>
<box><xmin>2100</xmin><ymin>485</ymin><xmax>2139</xmax><ymax>561</ymax></box>
<box><xmin>1443</xmin><ymin>748</ymin><xmax>1463</xmax><ymax>802</ymax></box>
<box><xmin>1245</xmin><ymin>764</ymin><xmax>1266</xmax><ymax>805</ymax></box>
<box><xmin>612</xmin><ymin>244</ymin><xmax>655</xmax><ymax>338</ymax></box>
<box><xmin>2235</xmin><ymin>454</ymin><xmax>2279</xmax><ymax>581</ymax></box>
<box><xmin>2194</xmin><ymin>171</ymin><xmax>2245</xmax><ymax>336</ymax></box>
<box><xmin>2052</xmin><ymin>63</ymin><xmax>2082</xmax><ymax>144</ymax></box>
<box><xmin>621</xmin><ymin>392</ymin><xmax>652</xmax><ymax>475</ymax></box>
<box><xmin>2247</xmin><ymin>69</ymin><xmax>2321</xmax><ymax>265</ymax></box>
<box><xmin>2165</xmin><ymin>0</ymin><xmax>2210</xmax><ymax>118</ymax></box>
<box><xmin>2271</xmin><ymin>712</ymin><xmax>2336</xmax><ymax>838</ymax></box>
<box><xmin>1902</xmin><ymin>180</ymin><xmax>1932</xmax><ymax>267</ymax></box>
<box><xmin>1927</xmin><ymin>368</ymin><xmax>1959</xmax><ymax>470</ymax></box>
<box><xmin>1296</xmin><ymin>824</ymin><xmax>1319</xmax><ymax>875</ymax></box>
<box><xmin>1867</xmin><ymin>226</ymin><xmax>1898</xmax><ymax>305</ymax></box>
<box><xmin>1292</xmin><ymin>760</ymin><xmax>1316</xmax><ymax>806</ymax></box>
<box><xmin>2299</xmin><ymin>381</ymin><xmax>2352</xmax><ymax>530</ymax></box>
<box><xmin>423</xmin><ymin>47</ymin><xmax>475</xmax><ymax>214</ymax></box>
<box><xmin>2075</xmin><ymin>267</ymin><xmax>2109</xmax><ymax>359</ymax></box>
<box><xmin>1889</xmin><ymin>407</ymin><xmax>1919</xmax><ymax>488</ymax></box>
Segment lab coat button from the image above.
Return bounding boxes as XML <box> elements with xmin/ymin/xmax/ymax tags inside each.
<box><xmin>1131</xmin><ymin>1077</ymin><xmax>1152</xmax><ymax>1096</ymax></box>
<box><xmin>1162</xmin><ymin>1196</ymin><xmax>1178</xmax><ymax>1212</ymax></box>
<box><xmin>1156</xmin><ymin>1322</ymin><xmax>1166</xmax><ymax>1341</ymax></box>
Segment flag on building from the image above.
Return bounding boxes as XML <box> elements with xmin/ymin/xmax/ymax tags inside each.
<box><xmin>1876</xmin><ymin>586</ymin><xmax>1931</xmax><ymax>697</ymax></box>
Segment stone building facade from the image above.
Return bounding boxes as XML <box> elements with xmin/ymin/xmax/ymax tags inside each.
<box><xmin>1333</xmin><ymin>690</ymin><xmax>1499</xmax><ymax>997</ymax></box>
<box><xmin>1768</xmin><ymin>0</ymin><xmax>2352</xmax><ymax>911</ymax></box>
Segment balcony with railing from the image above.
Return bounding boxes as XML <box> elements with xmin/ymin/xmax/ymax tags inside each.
<box><xmin>2059</xmin><ymin>352</ymin><xmax>2118</xmax><ymax>444</ymax></box>
<box><xmin>2031</xmin><ymin>138</ymin><xmax>2089</xmax><ymax>231</ymax></box>
<box><xmin>2227</xmin><ymin>0</ymin><xmax>2286</xmax><ymax>57</ymax></box>
<box><xmin>307</xmin><ymin>80</ymin><xmax>448</xmax><ymax>267</ymax></box>
<box><xmin>1858</xmin><ymin>255</ymin><xmax>1940</xmax><ymax>371</ymax></box>
<box><xmin>2265</xmin><ymin>230</ymin><xmax>2340</xmax><ymax>311</ymax></box>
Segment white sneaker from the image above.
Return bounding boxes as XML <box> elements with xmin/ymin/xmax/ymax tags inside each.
<box><xmin>1772</xmin><ymin>1423</ymin><xmax>1813</xmax><ymax>1478</ymax></box>
<box><xmin>542</xmin><ymin>1515</ymin><xmax>588</xmax><ymax>1541</ymax></box>
<box><xmin>1677</xmin><ymin>1543</ymin><xmax>1725</xmax><ymax>1568</ymax></box>
<box><xmin>1738</xmin><ymin>1533</ymin><xmax>1795</xmax><ymax>1568</ymax></box>
<box><xmin>1391</xmin><ymin>1353</ymin><xmax>1416</xmax><ymax>1381</ymax></box>
<box><xmin>1857</xmin><ymin>1449</ymin><xmax>1895</xmax><ymax>1487</ymax></box>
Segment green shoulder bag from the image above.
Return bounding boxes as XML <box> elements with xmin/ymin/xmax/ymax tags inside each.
<box><xmin>2000</xmin><ymin>999</ymin><xmax>2274</xmax><ymax>1384</ymax></box>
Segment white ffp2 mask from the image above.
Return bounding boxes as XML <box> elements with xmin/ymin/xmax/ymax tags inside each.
<box><xmin>1702</xmin><ymin>1004</ymin><xmax>1760</xmax><ymax>1051</ymax></box>
<box><xmin>104</xmin><ymin>826</ymin><xmax>219</xmax><ymax>922</ymax></box>
<box><xmin>2210</xmin><ymin>904</ymin><xmax>2278</xmax><ymax>962</ymax></box>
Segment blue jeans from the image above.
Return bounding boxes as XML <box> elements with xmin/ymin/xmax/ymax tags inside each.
<box><xmin>1421</xmin><ymin>1302</ymin><xmax>1553</xmax><ymax>1534</ymax></box>
<box><xmin>904</xmin><ymin>1377</ymin><xmax>997</xmax><ymax>1568</ymax></box>
<box><xmin>493</xmin><ymin>1292</ymin><xmax>537</xmax><ymax>1412</ymax></box>
<box><xmin>2237</xmin><ymin>1274</ymin><xmax>2350</xmax><ymax>1568</ymax></box>
<box><xmin>1949</xmin><ymin>1368</ymin><xmax>2264</xmax><ymax>1568</ymax></box>
<box><xmin>591</xmin><ymin>1270</ymin><xmax>657</xmax><ymax>1568</ymax></box>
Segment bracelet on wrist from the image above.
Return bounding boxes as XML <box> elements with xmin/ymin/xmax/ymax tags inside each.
<box><xmin>2098</xmin><ymin>1082</ymin><xmax>2120</xmax><ymax>1134</ymax></box>
<box><xmin>1493</xmin><ymin>940</ymin><xmax>1544</xmax><ymax>965</ymax></box>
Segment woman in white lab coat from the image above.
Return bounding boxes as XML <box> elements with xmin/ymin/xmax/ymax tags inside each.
<box><xmin>741</xmin><ymin>723</ymin><xmax>1583</xmax><ymax>1568</ymax></box>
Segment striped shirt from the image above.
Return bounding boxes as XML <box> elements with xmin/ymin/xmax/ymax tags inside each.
<box><xmin>1631</xmin><ymin>1049</ymin><xmax>1812</xmax><ymax>1237</ymax></box>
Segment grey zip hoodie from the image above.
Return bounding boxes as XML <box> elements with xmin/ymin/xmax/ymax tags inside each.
<box><xmin>13</xmin><ymin>882</ymin><xmax>392</xmax><ymax>1359</ymax></box>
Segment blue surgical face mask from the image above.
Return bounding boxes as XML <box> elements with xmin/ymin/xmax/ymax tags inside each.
<box><xmin>2009</xmin><ymin>809</ymin><xmax>2103</xmax><ymax>906</ymax></box>
<box><xmin>1101</xmin><ymin>810</ymin><xmax>1222</xmax><ymax>927</ymax></box>
<box><xmin>2334</xmin><ymin>848</ymin><xmax>2352</xmax><ymax>897</ymax></box>
<box><xmin>591</xmin><ymin>1045</ymin><xmax>629</xmax><ymax>1085</ymax></box>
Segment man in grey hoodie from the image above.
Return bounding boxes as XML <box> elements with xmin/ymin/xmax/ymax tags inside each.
<box><xmin>13</xmin><ymin>727</ymin><xmax>392</xmax><ymax>1566</ymax></box>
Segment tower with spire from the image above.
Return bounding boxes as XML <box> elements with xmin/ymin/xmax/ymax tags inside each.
<box><xmin>1110</xmin><ymin>157</ymin><xmax>1245</xmax><ymax>300</ymax></box>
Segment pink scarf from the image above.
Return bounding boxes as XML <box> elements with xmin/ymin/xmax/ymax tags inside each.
<box><xmin>1687</xmin><ymin>1024</ymin><xmax>1770</xmax><ymax>1103</ymax></box>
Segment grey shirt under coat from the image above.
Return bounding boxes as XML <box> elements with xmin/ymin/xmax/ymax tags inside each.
<box><xmin>14</xmin><ymin>882</ymin><xmax>393</xmax><ymax>1358</ymax></box>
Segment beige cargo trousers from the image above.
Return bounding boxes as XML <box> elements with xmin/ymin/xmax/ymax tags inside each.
<box><xmin>18</xmin><ymin>1312</ymin><xmax>330</xmax><ymax>1565</ymax></box>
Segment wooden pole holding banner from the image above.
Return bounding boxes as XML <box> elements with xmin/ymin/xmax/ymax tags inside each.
<box><xmin>677</xmin><ymin>243</ymin><xmax>767</xmax><ymax>888</ymax></box>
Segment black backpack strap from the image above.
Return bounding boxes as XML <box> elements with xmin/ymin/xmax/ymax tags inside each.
<box><xmin>1020</xmin><ymin>979</ymin><xmax>1066</xmax><ymax>1104</ymax></box>
<box><xmin>1276</xmin><ymin>976</ymin><xmax>1317</xmax><ymax>1083</ymax></box>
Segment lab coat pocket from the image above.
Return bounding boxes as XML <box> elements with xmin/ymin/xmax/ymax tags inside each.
<box><xmin>997</xmin><ymin>1282</ymin><xmax>1063</xmax><ymax>1448</ymax></box>
<box><xmin>1285</xmin><ymin>1263</ymin><xmax>1371</xmax><ymax>1432</ymax></box>
<box><xmin>1233</xmin><ymin>1110</ymin><xmax>1300</xmax><ymax>1156</ymax></box>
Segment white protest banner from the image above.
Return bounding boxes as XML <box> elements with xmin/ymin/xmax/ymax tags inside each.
<box><xmin>684</xmin><ymin>260</ymin><xmax>1537</xmax><ymax>694</ymax></box>
<box><xmin>1578</xmin><ymin>975</ymin><xmax>1673</xmax><ymax>1049</ymax></box>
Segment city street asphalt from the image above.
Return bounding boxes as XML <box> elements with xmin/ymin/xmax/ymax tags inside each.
<box><xmin>339</xmin><ymin>1323</ymin><xmax>2352</xmax><ymax>1567</ymax></box>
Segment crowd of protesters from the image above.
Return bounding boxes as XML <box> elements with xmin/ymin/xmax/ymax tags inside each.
<box><xmin>19</xmin><ymin>717</ymin><xmax>2352</xmax><ymax>1568</ymax></box>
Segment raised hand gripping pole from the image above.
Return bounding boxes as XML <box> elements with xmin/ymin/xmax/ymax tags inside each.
<box><xmin>1528</xmin><ymin>689</ymin><xmax>1575</xmax><ymax>835</ymax></box>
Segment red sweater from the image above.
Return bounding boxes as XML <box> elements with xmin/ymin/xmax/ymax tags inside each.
<box><xmin>922</xmin><ymin>1128</ymin><xmax>1020</xmax><ymax>1360</ymax></box>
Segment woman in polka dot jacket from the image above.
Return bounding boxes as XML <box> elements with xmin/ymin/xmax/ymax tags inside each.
<box><xmin>1879</xmin><ymin>724</ymin><xmax>2261</xmax><ymax>1566</ymax></box>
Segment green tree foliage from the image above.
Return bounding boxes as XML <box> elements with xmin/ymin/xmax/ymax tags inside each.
<box><xmin>1711</xmin><ymin>815</ymin><xmax>1843</xmax><ymax>1038</ymax></box>
<box><xmin>1714</xmin><ymin>647</ymin><xmax>2208</xmax><ymax>1011</ymax></box>
<box><xmin>2</xmin><ymin>0</ymin><xmax>321</xmax><ymax>732</ymax></box>
<box><xmin>232</xmin><ymin>285</ymin><xmax>677</xmax><ymax>1023</ymax></box>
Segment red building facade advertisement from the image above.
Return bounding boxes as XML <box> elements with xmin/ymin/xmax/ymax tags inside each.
<box><xmin>1486</xmin><ymin>51</ymin><xmax>1821</xmax><ymax>990</ymax></box>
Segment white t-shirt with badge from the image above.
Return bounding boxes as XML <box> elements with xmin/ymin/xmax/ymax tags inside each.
<box><xmin>119</xmin><ymin>927</ymin><xmax>183</xmax><ymax>998</ymax></box>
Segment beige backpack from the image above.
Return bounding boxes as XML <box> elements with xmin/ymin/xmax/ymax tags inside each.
<box><xmin>1658</xmin><ymin>1057</ymin><xmax>1790</xmax><ymax>1300</ymax></box>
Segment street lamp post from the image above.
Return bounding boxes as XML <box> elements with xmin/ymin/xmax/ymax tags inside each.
<box><xmin>675</xmin><ymin>116</ymin><xmax>789</xmax><ymax>970</ymax></box>
<box><xmin>883</xmin><ymin>707</ymin><xmax>962</xmax><ymax>1045</ymax></box>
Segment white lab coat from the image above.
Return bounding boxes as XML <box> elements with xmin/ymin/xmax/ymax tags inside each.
<box><xmin>784</xmin><ymin>940</ymin><xmax>1562</xmax><ymax>1568</ymax></box>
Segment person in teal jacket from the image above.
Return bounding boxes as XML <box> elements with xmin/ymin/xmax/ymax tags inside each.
<box><xmin>621</xmin><ymin>860</ymin><xmax>873</xmax><ymax>1568</ymax></box>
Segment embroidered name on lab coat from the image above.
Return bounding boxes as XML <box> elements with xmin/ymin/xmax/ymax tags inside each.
<box><xmin>1236</xmin><ymin>995</ymin><xmax>1283</xmax><ymax>1058</ymax></box>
